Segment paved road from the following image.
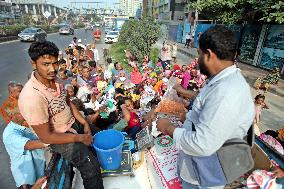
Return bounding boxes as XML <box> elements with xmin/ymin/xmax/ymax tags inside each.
<box><xmin>0</xmin><ymin>29</ymin><xmax>108</xmax><ymax>188</ymax></box>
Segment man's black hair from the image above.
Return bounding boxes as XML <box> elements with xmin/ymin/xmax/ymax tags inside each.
<box><xmin>106</xmin><ymin>58</ymin><xmax>112</xmax><ymax>64</ymax></box>
<box><xmin>114</xmin><ymin>62</ymin><xmax>119</xmax><ymax>68</ymax></box>
<box><xmin>28</xmin><ymin>41</ymin><xmax>59</xmax><ymax>61</ymax></box>
<box><xmin>199</xmin><ymin>25</ymin><xmax>237</xmax><ymax>61</ymax></box>
<box><xmin>58</xmin><ymin>58</ymin><xmax>66</xmax><ymax>64</ymax></box>
<box><xmin>84</xmin><ymin>108</ymin><xmax>96</xmax><ymax>116</ymax></box>
<box><xmin>255</xmin><ymin>94</ymin><xmax>265</xmax><ymax>101</ymax></box>
<box><xmin>88</xmin><ymin>60</ymin><xmax>96</xmax><ymax>68</ymax></box>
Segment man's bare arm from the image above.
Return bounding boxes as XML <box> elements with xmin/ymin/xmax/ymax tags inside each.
<box><xmin>24</xmin><ymin>140</ymin><xmax>46</xmax><ymax>150</ymax></box>
<box><xmin>174</xmin><ymin>84</ymin><xmax>198</xmax><ymax>99</ymax></box>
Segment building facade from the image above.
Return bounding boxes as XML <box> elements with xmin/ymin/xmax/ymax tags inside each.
<box><xmin>0</xmin><ymin>0</ymin><xmax>15</xmax><ymax>23</ymax></box>
<box><xmin>120</xmin><ymin>0</ymin><xmax>142</xmax><ymax>17</ymax></box>
<box><xmin>147</xmin><ymin>0</ymin><xmax>189</xmax><ymax>21</ymax></box>
<box><xmin>0</xmin><ymin>0</ymin><xmax>65</xmax><ymax>24</ymax></box>
<box><xmin>11</xmin><ymin>0</ymin><xmax>46</xmax><ymax>4</ymax></box>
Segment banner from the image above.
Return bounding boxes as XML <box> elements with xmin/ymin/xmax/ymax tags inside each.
<box><xmin>148</xmin><ymin>135</ymin><xmax>182</xmax><ymax>189</ymax></box>
<box><xmin>259</xmin><ymin>25</ymin><xmax>284</xmax><ymax>70</ymax></box>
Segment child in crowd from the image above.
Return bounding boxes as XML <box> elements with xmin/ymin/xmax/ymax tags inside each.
<box><xmin>254</xmin><ymin>94</ymin><xmax>269</xmax><ymax>135</ymax></box>
<box><xmin>118</xmin><ymin>97</ymin><xmax>141</xmax><ymax>139</ymax></box>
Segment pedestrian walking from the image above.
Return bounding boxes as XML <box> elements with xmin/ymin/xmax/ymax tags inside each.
<box><xmin>92</xmin><ymin>44</ymin><xmax>100</xmax><ymax>63</ymax></box>
<box><xmin>160</xmin><ymin>41</ymin><xmax>172</xmax><ymax>70</ymax></box>
<box><xmin>172</xmin><ymin>42</ymin><xmax>178</xmax><ymax>63</ymax></box>
<box><xmin>184</xmin><ymin>32</ymin><xmax>191</xmax><ymax>48</ymax></box>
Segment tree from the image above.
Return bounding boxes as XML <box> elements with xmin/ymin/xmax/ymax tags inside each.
<box><xmin>189</xmin><ymin>0</ymin><xmax>284</xmax><ymax>24</ymax></box>
<box><xmin>118</xmin><ymin>17</ymin><xmax>161</xmax><ymax>62</ymax></box>
<box><xmin>22</xmin><ymin>13</ymin><xmax>35</xmax><ymax>25</ymax></box>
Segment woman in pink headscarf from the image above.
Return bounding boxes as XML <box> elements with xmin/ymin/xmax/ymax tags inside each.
<box><xmin>130</xmin><ymin>67</ymin><xmax>143</xmax><ymax>85</ymax></box>
<box><xmin>115</xmin><ymin>70</ymin><xmax>131</xmax><ymax>86</ymax></box>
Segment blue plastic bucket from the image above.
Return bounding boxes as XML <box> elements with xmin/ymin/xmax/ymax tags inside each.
<box><xmin>93</xmin><ymin>129</ymin><xmax>125</xmax><ymax>170</ymax></box>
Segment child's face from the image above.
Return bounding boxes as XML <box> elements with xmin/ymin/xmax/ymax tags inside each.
<box><xmin>67</xmin><ymin>86</ymin><xmax>75</xmax><ymax>97</ymax></box>
<box><xmin>59</xmin><ymin>71</ymin><xmax>67</xmax><ymax>79</ymax></box>
<box><xmin>151</xmin><ymin>78</ymin><xmax>157</xmax><ymax>86</ymax></box>
<box><xmin>256</xmin><ymin>98</ymin><xmax>264</xmax><ymax>105</ymax></box>
<box><xmin>60</xmin><ymin>63</ymin><xmax>67</xmax><ymax>70</ymax></box>
<box><xmin>125</xmin><ymin>100</ymin><xmax>134</xmax><ymax>110</ymax></box>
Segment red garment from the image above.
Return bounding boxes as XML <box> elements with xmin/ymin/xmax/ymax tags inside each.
<box><xmin>128</xmin><ymin>112</ymin><xmax>140</xmax><ymax>129</ymax></box>
<box><xmin>173</xmin><ymin>64</ymin><xmax>180</xmax><ymax>70</ymax></box>
<box><xmin>131</xmin><ymin>70</ymin><xmax>143</xmax><ymax>84</ymax></box>
<box><xmin>85</xmin><ymin>49</ymin><xmax>94</xmax><ymax>60</ymax></box>
<box><xmin>93</xmin><ymin>30</ymin><xmax>101</xmax><ymax>37</ymax></box>
<box><xmin>188</xmin><ymin>58</ymin><xmax>198</xmax><ymax>71</ymax></box>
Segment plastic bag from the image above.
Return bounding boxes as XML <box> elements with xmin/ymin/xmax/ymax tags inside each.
<box><xmin>155</xmin><ymin>77</ymin><xmax>185</xmax><ymax>116</ymax></box>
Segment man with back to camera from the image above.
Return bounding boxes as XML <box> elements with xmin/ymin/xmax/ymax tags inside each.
<box><xmin>157</xmin><ymin>25</ymin><xmax>255</xmax><ymax>188</ymax></box>
<box><xmin>18</xmin><ymin>41</ymin><xmax>104</xmax><ymax>189</ymax></box>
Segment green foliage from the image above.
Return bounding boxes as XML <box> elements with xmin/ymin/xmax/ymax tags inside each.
<box><xmin>74</xmin><ymin>22</ymin><xmax>85</xmax><ymax>29</ymax></box>
<box><xmin>0</xmin><ymin>24</ymin><xmax>26</xmax><ymax>36</ymax></box>
<box><xmin>118</xmin><ymin>17</ymin><xmax>161</xmax><ymax>63</ymax></box>
<box><xmin>150</xmin><ymin>47</ymin><xmax>160</xmax><ymax>66</ymax></box>
<box><xmin>110</xmin><ymin>43</ymin><xmax>132</xmax><ymax>72</ymax></box>
<box><xmin>189</xmin><ymin>0</ymin><xmax>284</xmax><ymax>24</ymax></box>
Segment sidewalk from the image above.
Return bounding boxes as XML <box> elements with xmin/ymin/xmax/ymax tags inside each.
<box><xmin>175</xmin><ymin>42</ymin><xmax>284</xmax><ymax>98</ymax></box>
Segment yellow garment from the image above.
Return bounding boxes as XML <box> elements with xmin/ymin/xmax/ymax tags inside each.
<box><xmin>150</xmin><ymin>72</ymin><xmax>157</xmax><ymax>78</ymax></box>
<box><xmin>97</xmin><ymin>81</ymin><xmax>108</xmax><ymax>92</ymax></box>
<box><xmin>115</xmin><ymin>83</ymin><xmax>123</xmax><ymax>89</ymax></box>
<box><xmin>131</xmin><ymin>94</ymin><xmax>141</xmax><ymax>102</ymax></box>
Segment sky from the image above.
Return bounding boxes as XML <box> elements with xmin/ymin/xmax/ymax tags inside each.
<box><xmin>47</xmin><ymin>0</ymin><xmax>120</xmax><ymax>9</ymax></box>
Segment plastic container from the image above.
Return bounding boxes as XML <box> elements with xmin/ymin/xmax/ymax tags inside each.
<box><xmin>93</xmin><ymin>129</ymin><xmax>125</xmax><ymax>170</ymax></box>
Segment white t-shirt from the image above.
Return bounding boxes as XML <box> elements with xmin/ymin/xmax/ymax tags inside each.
<box><xmin>92</xmin><ymin>48</ymin><xmax>100</xmax><ymax>62</ymax></box>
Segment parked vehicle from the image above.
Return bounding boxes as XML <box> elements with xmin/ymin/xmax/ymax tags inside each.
<box><xmin>18</xmin><ymin>27</ymin><xmax>47</xmax><ymax>42</ymax></box>
<box><xmin>104</xmin><ymin>31</ymin><xmax>119</xmax><ymax>44</ymax></box>
<box><xmin>104</xmin><ymin>28</ymin><xmax>111</xmax><ymax>34</ymax></box>
<box><xmin>59</xmin><ymin>25</ymin><xmax>74</xmax><ymax>35</ymax></box>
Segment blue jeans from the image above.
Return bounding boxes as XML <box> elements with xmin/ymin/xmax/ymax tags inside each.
<box><xmin>182</xmin><ymin>180</ymin><xmax>224</xmax><ymax>189</ymax></box>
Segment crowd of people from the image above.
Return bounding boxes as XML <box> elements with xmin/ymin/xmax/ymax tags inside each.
<box><xmin>0</xmin><ymin>25</ymin><xmax>283</xmax><ymax>189</ymax></box>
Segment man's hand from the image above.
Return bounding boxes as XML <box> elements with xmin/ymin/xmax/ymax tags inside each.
<box><xmin>76</xmin><ymin>134</ymin><xmax>93</xmax><ymax>146</ymax></box>
<box><xmin>272</xmin><ymin>167</ymin><xmax>284</xmax><ymax>178</ymax></box>
<box><xmin>173</xmin><ymin>84</ymin><xmax>183</xmax><ymax>93</ymax></box>
<box><xmin>157</xmin><ymin>118</ymin><xmax>176</xmax><ymax>137</ymax></box>
<box><xmin>176</xmin><ymin>111</ymin><xmax>187</xmax><ymax>122</ymax></box>
<box><xmin>31</xmin><ymin>176</ymin><xmax>47</xmax><ymax>189</ymax></box>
